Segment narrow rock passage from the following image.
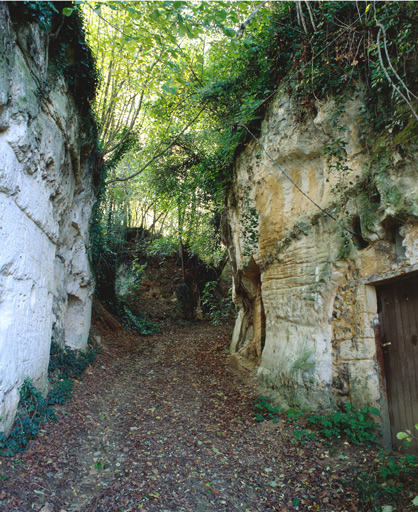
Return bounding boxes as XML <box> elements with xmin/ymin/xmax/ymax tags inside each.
<box><xmin>1</xmin><ymin>317</ymin><xmax>363</xmax><ymax>512</ymax></box>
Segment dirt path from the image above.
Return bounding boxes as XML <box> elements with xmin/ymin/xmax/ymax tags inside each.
<box><xmin>1</xmin><ymin>317</ymin><xmax>370</xmax><ymax>511</ymax></box>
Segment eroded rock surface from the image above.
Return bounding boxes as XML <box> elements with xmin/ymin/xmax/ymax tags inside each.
<box><xmin>0</xmin><ymin>5</ymin><xmax>98</xmax><ymax>433</ymax></box>
<box><xmin>224</xmin><ymin>90</ymin><xmax>418</xmax><ymax>419</ymax></box>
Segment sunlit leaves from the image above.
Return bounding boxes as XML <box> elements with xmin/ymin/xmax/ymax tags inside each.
<box><xmin>83</xmin><ymin>1</ymin><xmax>271</xmax><ymax>262</ymax></box>
<box><xmin>62</xmin><ymin>7</ymin><xmax>75</xmax><ymax>16</ymax></box>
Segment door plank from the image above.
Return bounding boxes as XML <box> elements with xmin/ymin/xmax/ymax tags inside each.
<box><xmin>377</xmin><ymin>276</ymin><xmax>418</xmax><ymax>454</ymax></box>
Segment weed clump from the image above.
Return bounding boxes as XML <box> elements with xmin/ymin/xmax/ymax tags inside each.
<box><xmin>307</xmin><ymin>403</ymin><xmax>380</xmax><ymax>445</ymax></box>
<box><xmin>48</xmin><ymin>339</ymin><xmax>97</xmax><ymax>379</ymax></box>
<box><xmin>253</xmin><ymin>398</ymin><xmax>380</xmax><ymax>445</ymax></box>
<box><xmin>201</xmin><ymin>280</ymin><xmax>234</xmax><ymax>325</ymax></box>
<box><xmin>118</xmin><ymin>303</ymin><xmax>160</xmax><ymax>335</ymax></box>
<box><xmin>0</xmin><ymin>379</ymin><xmax>56</xmax><ymax>456</ymax></box>
<box><xmin>0</xmin><ymin>338</ymin><xmax>97</xmax><ymax>456</ymax></box>
<box><xmin>254</xmin><ymin>395</ymin><xmax>281</xmax><ymax>423</ymax></box>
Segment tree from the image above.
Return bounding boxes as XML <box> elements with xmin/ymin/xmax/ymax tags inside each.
<box><xmin>83</xmin><ymin>1</ymin><xmax>271</xmax><ymax>269</ymax></box>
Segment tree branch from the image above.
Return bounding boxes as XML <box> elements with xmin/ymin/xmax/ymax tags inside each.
<box><xmin>106</xmin><ymin>103</ymin><xmax>208</xmax><ymax>184</ymax></box>
<box><xmin>376</xmin><ymin>24</ymin><xmax>418</xmax><ymax>123</ymax></box>
<box><xmin>380</xmin><ymin>21</ymin><xmax>418</xmax><ymax>101</ymax></box>
<box><xmin>237</xmin><ymin>1</ymin><xmax>269</xmax><ymax>35</ymax></box>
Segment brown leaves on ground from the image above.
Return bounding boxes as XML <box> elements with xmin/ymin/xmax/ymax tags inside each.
<box><xmin>0</xmin><ymin>312</ymin><xmax>414</xmax><ymax>511</ymax></box>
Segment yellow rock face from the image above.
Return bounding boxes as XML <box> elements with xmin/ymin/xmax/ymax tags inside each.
<box><xmin>224</xmin><ymin>91</ymin><xmax>418</xmax><ymax>412</ymax></box>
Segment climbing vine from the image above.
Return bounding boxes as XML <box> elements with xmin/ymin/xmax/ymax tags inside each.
<box><xmin>194</xmin><ymin>1</ymin><xmax>418</xmax><ymax>202</ymax></box>
<box><xmin>8</xmin><ymin>1</ymin><xmax>99</xmax><ymax>118</ymax></box>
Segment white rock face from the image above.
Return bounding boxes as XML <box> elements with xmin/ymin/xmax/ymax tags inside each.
<box><xmin>225</xmin><ymin>88</ymin><xmax>418</xmax><ymax>413</ymax></box>
<box><xmin>0</xmin><ymin>5</ymin><xmax>97</xmax><ymax>433</ymax></box>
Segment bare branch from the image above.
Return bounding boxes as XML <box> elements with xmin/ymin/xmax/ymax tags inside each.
<box><xmin>296</xmin><ymin>1</ymin><xmax>309</xmax><ymax>36</ymax></box>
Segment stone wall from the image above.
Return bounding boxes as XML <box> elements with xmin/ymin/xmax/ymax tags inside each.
<box><xmin>224</xmin><ymin>89</ymin><xmax>418</xmax><ymax>425</ymax></box>
<box><xmin>0</xmin><ymin>5</ymin><xmax>97</xmax><ymax>433</ymax></box>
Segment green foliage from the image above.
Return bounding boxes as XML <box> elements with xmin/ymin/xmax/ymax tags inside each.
<box><xmin>358</xmin><ymin>449</ymin><xmax>418</xmax><ymax>510</ymax></box>
<box><xmin>307</xmin><ymin>403</ymin><xmax>380</xmax><ymax>445</ymax></box>
<box><xmin>118</xmin><ymin>259</ymin><xmax>147</xmax><ymax>297</ymax></box>
<box><xmin>198</xmin><ymin>1</ymin><xmax>418</xmax><ymax>220</ymax></box>
<box><xmin>83</xmin><ymin>2</ymin><xmax>259</xmax><ymax>272</ymax></box>
<box><xmin>253</xmin><ymin>395</ymin><xmax>281</xmax><ymax>423</ymax></box>
<box><xmin>253</xmin><ymin>398</ymin><xmax>380</xmax><ymax>446</ymax></box>
<box><xmin>378</xmin><ymin>452</ymin><xmax>417</xmax><ymax>481</ymax></box>
<box><xmin>118</xmin><ymin>303</ymin><xmax>160</xmax><ymax>335</ymax></box>
<box><xmin>0</xmin><ymin>339</ymin><xmax>97</xmax><ymax>456</ymax></box>
<box><xmin>84</xmin><ymin>1</ymin><xmax>418</xmax><ymax>278</ymax></box>
<box><xmin>0</xmin><ymin>379</ymin><xmax>56</xmax><ymax>456</ymax></box>
<box><xmin>201</xmin><ymin>281</ymin><xmax>234</xmax><ymax>325</ymax></box>
<box><xmin>48</xmin><ymin>339</ymin><xmax>97</xmax><ymax>380</ymax></box>
<box><xmin>47</xmin><ymin>379</ymin><xmax>74</xmax><ymax>406</ymax></box>
<box><xmin>285</xmin><ymin>408</ymin><xmax>304</xmax><ymax>423</ymax></box>
<box><xmin>9</xmin><ymin>1</ymin><xmax>99</xmax><ymax>121</ymax></box>
<box><xmin>49</xmin><ymin>5</ymin><xmax>99</xmax><ymax>115</ymax></box>
<box><xmin>396</xmin><ymin>423</ymin><xmax>418</xmax><ymax>448</ymax></box>
<box><xmin>292</xmin><ymin>428</ymin><xmax>317</xmax><ymax>446</ymax></box>
<box><xmin>147</xmin><ymin>236</ymin><xmax>178</xmax><ymax>257</ymax></box>
<box><xmin>10</xmin><ymin>1</ymin><xmax>57</xmax><ymax>32</ymax></box>
<box><xmin>86</xmin><ymin>2</ymin><xmax>418</xmax><ymax>335</ymax></box>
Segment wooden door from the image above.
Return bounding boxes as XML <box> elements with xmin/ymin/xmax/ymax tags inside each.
<box><xmin>377</xmin><ymin>275</ymin><xmax>418</xmax><ymax>454</ymax></box>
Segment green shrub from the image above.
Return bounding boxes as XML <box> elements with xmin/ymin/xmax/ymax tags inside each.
<box><xmin>379</xmin><ymin>452</ymin><xmax>417</xmax><ymax>481</ymax></box>
<box><xmin>0</xmin><ymin>338</ymin><xmax>97</xmax><ymax>456</ymax></box>
<box><xmin>254</xmin><ymin>395</ymin><xmax>281</xmax><ymax>423</ymax></box>
<box><xmin>201</xmin><ymin>280</ymin><xmax>234</xmax><ymax>325</ymax></box>
<box><xmin>0</xmin><ymin>379</ymin><xmax>56</xmax><ymax>456</ymax></box>
<box><xmin>47</xmin><ymin>378</ymin><xmax>74</xmax><ymax>405</ymax></box>
<box><xmin>358</xmin><ymin>450</ymin><xmax>418</xmax><ymax>509</ymax></box>
<box><xmin>48</xmin><ymin>338</ymin><xmax>97</xmax><ymax>379</ymax></box>
<box><xmin>119</xmin><ymin>303</ymin><xmax>160</xmax><ymax>335</ymax></box>
<box><xmin>147</xmin><ymin>236</ymin><xmax>178</xmax><ymax>256</ymax></box>
<box><xmin>307</xmin><ymin>403</ymin><xmax>380</xmax><ymax>445</ymax></box>
<box><xmin>292</xmin><ymin>428</ymin><xmax>317</xmax><ymax>446</ymax></box>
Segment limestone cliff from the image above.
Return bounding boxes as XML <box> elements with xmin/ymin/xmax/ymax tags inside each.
<box><xmin>224</xmin><ymin>89</ymin><xmax>418</xmax><ymax>418</ymax></box>
<box><xmin>0</xmin><ymin>4</ymin><xmax>98</xmax><ymax>433</ymax></box>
